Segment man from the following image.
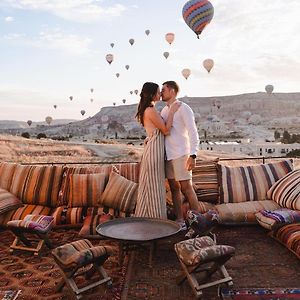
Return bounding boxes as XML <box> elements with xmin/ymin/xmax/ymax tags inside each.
<box><xmin>161</xmin><ymin>81</ymin><xmax>200</xmax><ymax>224</ymax></box>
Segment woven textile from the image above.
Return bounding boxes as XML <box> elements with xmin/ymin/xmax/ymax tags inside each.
<box><xmin>0</xmin><ymin>162</ymin><xmax>17</xmax><ymax>190</ymax></box>
<box><xmin>79</xmin><ymin>213</ymin><xmax>113</xmax><ymax>237</ymax></box>
<box><xmin>218</xmin><ymin>160</ymin><xmax>293</xmax><ymax>204</ymax></box>
<box><xmin>101</xmin><ymin>171</ymin><xmax>138</xmax><ymax>214</ymax></box>
<box><xmin>215</xmin><ymin>200</ymin><xmax>280</xmax><ymax>224</ymax></box>
<box><xmin>267</xmin><ymin>169</ymin><xmax>300</xmax><ymax>210</ymax></box>
<box><xmin>256</xmin><ymin>208</ymin><xmax>300</xmax><ymax>230</ymax></box>
<box><xmin>67</xmin><ymin>173</ymin><xmax>107</xmax><ymax>207</ymax></box>
<box><xmin>0</xmin><ymin>188</ymin><xmax>22</xmax><ymax>215</ymax></box>
<box><xmin>193</xmin><ymin>159</ymin><xmax>219</xmax><ymax>204</ymax></box>
<box><xmin>272</xmin><ymin>223</ymin><xmax>300</xmax><ymax>259</ymax></box>
<box><xmin>51</xmin><ymin>206</ymin><xmax>88</xmax><ymax>227</ymax></box>
<box><xmin>9</xmin><ymin>164</ymin><xmax>64</xmax><ymax>207</ymax></box>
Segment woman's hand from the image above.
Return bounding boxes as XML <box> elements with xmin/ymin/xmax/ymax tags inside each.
<box><xmin>169</xmin><ymin>101</ymin><xmax>181</xmax><ymax>114</ymax></box>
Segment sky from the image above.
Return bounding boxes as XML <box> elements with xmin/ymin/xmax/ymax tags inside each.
<box><xmin>0</xmin><ymin>0</ymin><xmax>300</xmax><ymax>122</ymax></box>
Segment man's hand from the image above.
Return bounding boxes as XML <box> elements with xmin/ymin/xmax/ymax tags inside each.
<box><xmin>186</xmin><ymin>157</ymin><xmax>196</xmax><ymax>171</ymax></box>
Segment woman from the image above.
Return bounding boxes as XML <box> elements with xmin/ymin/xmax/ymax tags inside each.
<box><xmin>134</xmin><ymin>82</ymin><xmax>180</xmax><ymax>219</ymax></box>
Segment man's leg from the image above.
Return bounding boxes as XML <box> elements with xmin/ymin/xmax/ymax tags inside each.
<box><xmin>179</xmin><ymin>179</ymin><xmax>199</xmax><ymax>212</ymax></box>
<box><xmin>168</xmin><ymin>179</ymin><xmax>183</xmax><ymax>221</ymax></box>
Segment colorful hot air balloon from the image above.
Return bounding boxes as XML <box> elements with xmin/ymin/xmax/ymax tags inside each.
<box><xmin>116</xmin><ymin>73</ymin><xmax>120</xmax><ymax>78</ymax></box>
<box><xmin>203</xmin><ymin>58</ymin><xmax>214</xmax><ymax>73</ymax></box>
<box><xmin>80</xmin><ymin>110</ymin><xmax>85</xmax><ymax>116</ymax></box>
<box><xmin>27</xmin><ymin>120</ymin><xmax>32</xmax><ymax>126</ymax></box>
<box><xmin>53</xmin><ymin>104</ymin><xmax>57</xmax><ymax>109</ymax></box>
<box><xmin>45</xmin><ymin>116</ymin><xmax>52</xmax><ymax>125</ymax></box>
<box><xmin>182</xmin><ymin>0</ymin><xmax>214</xmax><ymax>38</ymax></box>
<box><xmin>165</xmin><ymin>33</ymin><xmax>175</xmax><ymax>45</ymax></box>
<box><xmin>122</xmin><ymin>99</ymin><xmax>126</xmax><ymax>104</ymax></box>
<box><xmin>145</xmin><ymin>29</ymin><xmax>150</xmax><ymax>36</ymax></box>
<box><xmin>265</xmin><ymin>85</ymin><xmax>274</xmax><ymax>95</ymax></box>
<box><xmin>106</xmin><ymin>54</ymin><xmax>113</xmax><ymax>65</ymax></box>
<box><xmin>110</xmin><ymin>43</ymin><xmax>114</xmax><ymax>48</ymax></box>
<box><xmin>129</xmin><ymin>38</ymin><xmax>134</xmax><ymax>46</ymax></box>
<box><xmin>69</xmin><ymin>96</ymin><xmax>73</xmax><ymax>101</ymax></box>
<box><xmin>163</xmin><ymin>51</ymin><xmax>170</xmax><ymax>59</ymax></box>
<box><xmin>125</xmin><ymin>65</ymin><xmax>130</xmax><ymax>70</ymax></box>
<box><xmin>182</xmin><ymin>68</ymin><xmax>191</xmax><ymax>80</ymax></box>
<box><xmin>134</xmin><ymin>89</ymin><xmax>138</xmax><ymax>95</ymax></box>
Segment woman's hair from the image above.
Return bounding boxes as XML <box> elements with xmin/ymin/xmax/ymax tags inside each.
<box><xmin>135</xmin><ymin>82</ymin><xmax>159</xmax><ymax>126</ymax></box>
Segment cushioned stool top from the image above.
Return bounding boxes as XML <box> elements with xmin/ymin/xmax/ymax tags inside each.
<box><xmin>52</xmin><ymin>239</ymin><xmax>113</xmax><ymax>270</ymax></box>
<box><xmin>175</xmin><ymin>236</ymin><xmax>235</xmax><ymax>266</ymax></box>
<box><xmin>7</xmin><ymin>214</ymin><xmax>54</xmax><ymax>234</ymax></box>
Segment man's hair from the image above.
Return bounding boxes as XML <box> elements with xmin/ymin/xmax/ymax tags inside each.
<box><xmin>163</xmin><ymin>81</ymin><xmax>179</xmax><ymax>95</ymax></box>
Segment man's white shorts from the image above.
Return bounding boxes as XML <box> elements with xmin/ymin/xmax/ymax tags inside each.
<box><xmin>165</xmin><ymin>155</ymin><xmax>192</xmax><ymax>181</ymax></box>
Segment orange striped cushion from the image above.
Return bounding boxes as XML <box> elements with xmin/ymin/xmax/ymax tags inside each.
<box><xmin>267</xmin><ymin>169</ymin><xmax>300</xmax><ymax>210</ymax></box>
<box><xmin>9</xmin><ymin>165</ymin><xmax>64</xmax><ymax>207</ymax></box>
<box><xmin>0</xmin><ymin>188</ymin><xmax>22</xmax><ymax>215</ymax></box>
<box><xmin>0</xmin><ymin>162</ymin><xmax>17</xmax><ymax>190</ymax></box>
<box><xmin>67</xmin><ymin>173</ymin><xmax>107</xmax><ymax>207</ymax></box>
<box><xmin>218</xmin><ymin>160</ymin><xmax>293</xmax><ymax>204</ymax></box>
<box><xmin>100</xmin><ymin>171</ymin><xmax>138</xmax><ymax>213</ymax></box>
<box><xmin>79</xmin><ymin>213</ymin><xmax>113</xmax><ymax>237</ymax></box>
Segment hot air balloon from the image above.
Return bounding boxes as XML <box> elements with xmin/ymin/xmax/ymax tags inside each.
<box><xmin>145</xmin><ymin>29</ymin><xmax>150</xmax><ymax>36</ymax></box>
<box><xmin>122</xmin><ymin>99</ymin><xmax>126</xmax><ymax>104</ymax></box>
<box><xmin>265</xmin><ymin>85</ymin><xmax>274</xmax><ymax>95</ymax></box>
<box><xmin>182</xmin><ymin>0</ymin><xmax>214</xmax><ymax>38</ymax></box>
<box><xmin>90</xmin><ymin>98</ymin><xmax>94</xmax><ymax>103</ymax></box>
<box><xmin>69</xmin><ymin>96</ymin><xmax>73</xmax><ymax>101</ymax></box>
<box><xmin>203</xmin><ymin>58</ymin><xmax>214</xmax><ymax>73</ymax></box>
<box><xmin>125</xmin><ymin>65</ymin><xmax>130</xmax><ymax>70</ymax></box>
<box><xmin>134</xmin><ymin>89</ymin><xmax>138</xmax><ymax>95</ymax></box>
<box><xmin>45</xmin><ymin>116</ymin><xmax>52</xmax><ymax>125</ymax></box>
<box><xmin>165</xmin><ymin>33</ymin><xmax>175</xmax><ymax>45</ymax></box>
<box><xmin>53</xmin><ymin>104</ymin><xmax>57</xmax><ymax>109</ymax></box>
<box><xmin>163</xmin><ymin>51</ymin><xmax>169</xmax><ymax>59</ymax></box>
<box><xmin>129</xmin><ymin>38</ymin><xmax>134</xmax><ymax>46</ymax></box>
<box><xmin>113</xmin><ymin>102</ymin><xmax>116</xmax><ymax>107</ymax></box>
<box><xmin>106</xmin><ymin>54</ymin><xmax>113</xmax><ymax>65</ymax></box>
<box><xmin>27</xmin><ymin>120</ymin><xmax>32</xmax><ymax>126</ymax></box>
<box><xmin>182</xmin><ymin>68</ymin><xmax>191</xmax><ymax>80</ymax></box>
<box><xmin>116</xmin><ymin>73</ymin><xmax>120</xmax><ymax>78</ymax></box>
<box><xmin>90</xmin><ymin>88</ymin><xmax>94</xmax><ymax>93</ymax></box>
<box><xmin>110</xmin><ymin>43</ymin><xmax>114</xmax><ymax>48</ymax></box>
<box><xmin>130</xmin><ymin>91</ymin><xmax>133</xmax><ymax>95</ymax></box>
<box><xmin>80</xmin><ymin>110</ymin><xmax>85</xmax><ymax>116</ymax></box>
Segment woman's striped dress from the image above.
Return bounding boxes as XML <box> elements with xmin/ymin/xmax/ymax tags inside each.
<box><xmin>134</xmin><ymin>128</ymin><xmax>167</xmax><ymax>219</ymax></box>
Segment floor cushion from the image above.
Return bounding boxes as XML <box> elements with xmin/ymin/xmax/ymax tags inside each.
<box><xmin>0</xmin><ymin>188</ymin><xmax>23</xmax><ymax>215</ymax></box>
<box><xmin>79</xmin><ymin>213</ymin><xmax>113</xmax><ymax>237</ymax></box>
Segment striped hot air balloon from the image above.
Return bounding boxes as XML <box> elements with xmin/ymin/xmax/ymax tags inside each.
<box><xmin>182</xmin><ymin>0</ymin><xmax>214</xmax><ymax>38</ymax></box>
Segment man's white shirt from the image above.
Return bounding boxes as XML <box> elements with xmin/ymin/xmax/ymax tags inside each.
<box><xmin>161</xmin><ymin>100</ymin><xmax>199</xmax><ymax>160</ymax></box>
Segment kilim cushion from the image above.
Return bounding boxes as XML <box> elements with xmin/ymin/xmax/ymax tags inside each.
<box><xmin>100</xmin><ymin>171</ymin><xmax>138</xmax><ymax>214</ymax></box>
<box><xmin>267</xmin><ymin>169</ymin><xmax>300</xmax><ymax>210</ymax></box>
<box><xmin>215</xmin><ymin>200</ymin><xmax>280</xmax><ymax>224</ymax></box>
<box><xmin>0</xmin><ymin>188</ymin><xmax>23</xmax><ymax>215</ymax></box>
<box><xmin>0</xmin><ymin>162</ymin><xmax>17</xmax><ymax>190</ymax></box>
<box><xmin>67</xmin><ymin>173</ymin><xmax>107</xmax><ymax>207</ymax></box>
<box><xmin>79</xmin><ymin>213</ymin><xmax>113</xmax><ymax>237</ymax></box>
<box><xmin>192</xmin><ymin>159</ymin><xmax>219</xmax><ymax>204</ymax></box>
<box><xmin>9</xmin><ymin>164</ymin><xmax>64</xmax><ymax>207</ymax></box>
<box><xmin>174</xmin><ymin>236</ymin><xmax>235</xmax><ymax>266</ymax></box>
<box><xmin>271</xmin><ymin>223</ymin><xmax>300</xmax><ymax>259</ymax></box>
<box><xmin>218</xmin><ymin>160</ymin><xmax>293</xmax><ymax>204</ymax></box>
<box><xmin>256</xmin><ymin>208</ymin><xmax>300</xmax><ymax>230</ymax></box>
<box><xmin>51</xmin><ymin>206</ymin><xmax>89</xmax><ymax>227</ymax></box>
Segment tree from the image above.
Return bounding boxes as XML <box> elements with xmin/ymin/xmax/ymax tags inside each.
<box><xmin>21</xmin><ymin>132</ymin><xmax>30</xmax><ymax>139</ymax></box>
<box><xmin>274</xmin><ymin>130</ymin><xmax>280</xmax><ymax>140</ymax></box>
<box><xmin>37</xmin><ymin>133</ymin><xmax>47</xmax><ymax>139</ymax></box>
<box><xmin>281</xmin><ymin>130</ymin><xmax>291</xmax><ymax>144</ymax></box>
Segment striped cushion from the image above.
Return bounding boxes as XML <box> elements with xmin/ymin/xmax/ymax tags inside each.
<box><xmin>51</xmin><ymin>206</ymin><xmax>88</xmax><ymax>227</ymax></box>
<box><xmin>267</xmin><ymin>169</ymin><xmax>300</xmax><ymax>210</ymax></box>
<box><xmin>67</xmin><ymin>173</ymin><xmax>107</xmax><ymax>207</ymax></box>
<box><xmin>9</xmin><ymin>164</ymin><xmax>64</xmax><ymax>207</ymax></box>
<box><xmin>79</xmin><ymin>213</ymin><xmax>113</xmax><ymax>237</ymax></box>
<box><xmin>192</xmin><ymin>159</ymin><xmax>219</xmax><ymax>204</ymax></box>
<box><xmin>218</xmin><ymin>160</ymin><xmax>293</xmax><ymax>204</ymax></box>
<box><xmin>0</xmin><ymin>162</ymin><xmax>17</xmax><ymax>190</ymax></box>
<box><xmin>215</xmin><ymin>200</ymin><xmax>280</xmax><ymax>224</ymax></box>
<box><xmin>0</xmin><ymin>188</ymin><xmax>23</xmax><ymax>215</ymax></box>
<box><xmin>271</xmin><ymin>223</ymin><xmax>300</xmax><ymax>259</ymax></box>
<box><xmin>100</xmin><ymin>171</ymin><xmax>138</xmax><ymax>213</ymax></box>
<box><xmin>256</xmin><ymin>208</ymin><xmax>300</xmax><ymax>230</ymax></box>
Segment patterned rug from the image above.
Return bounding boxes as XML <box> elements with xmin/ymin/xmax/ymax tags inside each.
<box><xmin>0</xmin><ymin>228</ymin><xmax>129</xmax><ymax>300</ymax></box>
<box><xmin>0</xmin><ymin>290</ymin><xmax>21</xmax><ymax>300</ymax></box>
<box><xmin>220</xmin><ymin>288</ymin><xmax>300</xmax><ymax>300</ymax></box>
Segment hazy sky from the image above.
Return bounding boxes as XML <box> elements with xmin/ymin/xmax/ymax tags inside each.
<box><xmin>1</xmin><ymin>0</ymin><xmax>299</xmax><ymax>121</ymax></box>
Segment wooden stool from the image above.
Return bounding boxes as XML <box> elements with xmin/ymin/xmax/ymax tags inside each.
<box><xmin>7</xmin><ymin>214</ymin><xmax>54</xmax><ymax>256</ymax></box>
<box><xmin>52</xmin><ymin>239</ymin><xmax>113</xmax><ymax>300</ymax></box>
<box><xmin>175</xmin><ymin>236</ymin><xmax>235</xmax><ymax>299</ymax></box>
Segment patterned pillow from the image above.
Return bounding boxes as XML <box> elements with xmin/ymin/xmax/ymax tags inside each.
<box><xmin>218</xmin><ymin>160</ymin><xmax>293</xmax><ymax>204</ymax></box>
<box><xmin>0</xmin><ymin>188</ymin><xmax>23</xmax><ymax>215</ymax></box>
<box><xmin>67</xmin><ymin>173</ymin><xmax>107</xmax><ymax>207</ymax></box>
<box><xmin>51</xmin><ymin>206</ymin><xmax>89</xmax><ymax>227</ymax></box>
<box><xmin>192</xmin><ymin>159</ymin><xmax>219</xmax><ymax>204</ymax></box>
<box><xmin>100</xmin><ymin>171</ymin><xmax>138</xmax><ymax>213</ymax></box>
<box><xmin>0</xmin><ymin>162</ymin><xmax>17</xmax><ymax>190</ymax></box>
<box><xmin>267</xmin><ymin>169</ymin><xmax>300</xmax><ymax>210</ymax></box>
<box><xmin>255</xmin><ymin>208</ymin><xmax>300</xmax><ymax>230</ymax></box>
<box><xmin>79</xmin><ymin>213</ymin><xmax>113</xmax><ymax>237</ymax></box>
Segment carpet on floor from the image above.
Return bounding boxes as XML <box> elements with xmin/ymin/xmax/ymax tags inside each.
<box><xmin>0</xmin><ymin>289</ymin><xmax>21</xmax><ymax>300</ymax></box>
<box><xmin>0</xmin><ymin>229</ymin><xmax>129</xmax><ymax>300</ymax></box>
